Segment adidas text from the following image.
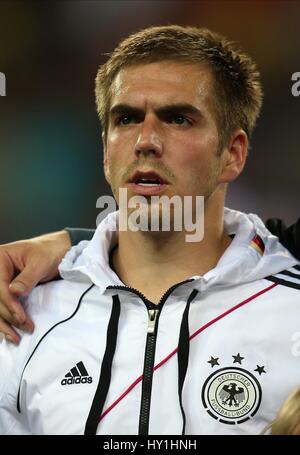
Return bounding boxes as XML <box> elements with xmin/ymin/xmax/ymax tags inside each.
<box><xmin>61</xmin><ymin>377</ymin><xmax>93</xmax><ymax>386</ymax></box>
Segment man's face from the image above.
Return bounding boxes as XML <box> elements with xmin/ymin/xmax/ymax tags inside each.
<box><xmin>103</xmin><ymin>61</ymin><xmax>225</xmax><ymax>207</ymax></box>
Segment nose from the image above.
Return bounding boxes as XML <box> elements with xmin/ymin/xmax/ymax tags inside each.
<box><xmin>134</xmin><ymin>115</ymin><xmax>163</xmax><ymax>158</ymax></box>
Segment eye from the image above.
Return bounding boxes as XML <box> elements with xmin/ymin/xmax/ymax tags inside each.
<box><xmin>170</xmin><ymin>115</ymin><xmax>192</xmax><ymax>126</ymax></box>
<box><xmin>115</xmin><ymin>115</ymin><xmax>135</xmax><ymax>126</ymax></box>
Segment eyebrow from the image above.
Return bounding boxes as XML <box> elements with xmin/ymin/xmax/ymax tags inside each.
<box><xmin>109</xmin><ymin>103</ymin><xmax>203</xmax><ymax>119</ymax></box>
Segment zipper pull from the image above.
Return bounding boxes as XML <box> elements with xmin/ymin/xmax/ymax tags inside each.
<box><xmin>147</xmin><ymin>309</ymin><xmax>159</xmax><ymax>334</ymax></box>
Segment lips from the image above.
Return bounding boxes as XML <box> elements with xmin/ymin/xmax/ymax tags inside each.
<box><xmin>127</xmin><ymin>170</ymin><xmax>169</xmax><ymax>196</ymax></box>
<box><xmin>129</xmin><ymin>171</ymin><xmax>169</xmax><ymax>185</ymax></box>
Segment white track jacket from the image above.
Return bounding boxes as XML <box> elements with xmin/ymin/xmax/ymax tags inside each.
<box><xmin>0</xmin><ymin>208</ymin><xmax>300</xmax><ymax>435</ymax></box>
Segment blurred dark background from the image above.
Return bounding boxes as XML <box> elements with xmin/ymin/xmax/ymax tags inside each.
<box><xmin>0</xmin><ymin>0</ymin><xmax>299</xmax><ymax>243</ymax></box>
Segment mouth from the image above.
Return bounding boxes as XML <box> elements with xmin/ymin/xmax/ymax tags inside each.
<box><xmin>128</xmin><ymin>171</ymin><xmax>169</xmax><ymax>186</ymax></box>
<box><xmin>127</xmin><ymin>170</ymin><xmax>169</xmax><ymax>195</ymax></box>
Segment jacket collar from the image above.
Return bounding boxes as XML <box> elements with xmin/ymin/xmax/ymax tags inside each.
<box><xmin>59</xmin><ymin>208</ymin><xmax>298</xmax><ymax>294</ymax></box>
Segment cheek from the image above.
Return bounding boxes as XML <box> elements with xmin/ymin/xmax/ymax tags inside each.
<box><xmin>105</xmin><ymin>142</ymin><xmax>127</xmax><ymax>185</ymax></box>
<box><xmin>172</xmin><ymin>135</ymin><xmax>215</xmax><ymax>169</ymax></box>
<box><xmin>169</xmin><ymin>134</ymin><xmax>220</xmax><ymax>190</ymax></box>
<box><xmin>106</xmin><ymin>130</ymin><xmax>135</xmax><ymax>165</ymax></box>
<box><xmin>105</xmin><ymin>138</ymin><xmax>121</xmax><ymax>168</ymax></box>
<box><xmin>107</xmin><ymin>126</ymin><xmax>137</xmax><ymax>146</ymax></box>
<box><xmin>106</xmin><ymin>128</ymin><xmax>120</xmax><ymax>145</ymax></box>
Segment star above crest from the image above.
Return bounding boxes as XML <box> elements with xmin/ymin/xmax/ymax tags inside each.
<box><xmin>207</xmin><ymin>356</ymin><xmax>220</xmax><ymax>368</ymax></box>
<box><xmin>232</xmin><ymin>353</ymin><xmax>244</xmax><ymax>364</ymax></box>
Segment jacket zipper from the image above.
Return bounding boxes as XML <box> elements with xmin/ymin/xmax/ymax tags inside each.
<box><xmin>107</xmin><ymin>279</ymin><xmax>194</xmax><ymax>435</ymax></box>
<box><xmin>138</xmin><ymin>308</ymin><xmax>160</xmax><ymax>434</ymax></box>
<box><xmin>147</xmin><ymin>309</ymin><xmax>159</xmax><ymax>335</ymax></box>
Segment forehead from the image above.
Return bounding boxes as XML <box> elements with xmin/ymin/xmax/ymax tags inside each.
<box><xmin>110</xmin><ymin>61</ymin><xmax>215</xmax><ymax>110</ymax></box>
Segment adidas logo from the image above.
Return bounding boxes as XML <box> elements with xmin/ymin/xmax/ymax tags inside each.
<box><xmin>61</xmin><ymin>361</ymin><xmax>93</xmax><ymax>386</ymax></box>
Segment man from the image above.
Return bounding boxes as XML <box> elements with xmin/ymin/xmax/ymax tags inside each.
<box><xmin>0</xmin><ymin>25</ymin><xmax>299</xmax><ymax>435</ymax></box>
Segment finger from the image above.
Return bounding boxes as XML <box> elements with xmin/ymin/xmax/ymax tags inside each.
<box><xmin>0</xmin><ymin>286</ymin><xmax>27</xmax><ymax>324</ymax></box>
<box><xmin>0</xmin><ymin>301</ymin><xmax>34</xmax><ymax>333</ymax></box>
<box><xmin>0</xmin><ymin>251</ymin><xmax>27</xmax><ymax>322</ymax></box>
<box><xmin>0</xmin><ymin>318</ymin><xmax>21</xmax><ymax>345</ymax></box>
<box><xmin>12</xmin><ymin>300</ymin><xmax>35</xmax><ymax>332</ymax></box>
<box><xmin>9</xmin><ymin>263</ymin><xmax>45</xmax><ymax>297</ymax></box>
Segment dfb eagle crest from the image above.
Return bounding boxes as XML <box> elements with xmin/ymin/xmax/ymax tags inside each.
<box><xmin>219</xmin><ymin>383</ymin><xmax>245</xmax><ymax>407</ymax></box>
<box><xmin>202</xmin><ymin>365</ymin><xmax>263</xmax><ymax>425</ymax></box>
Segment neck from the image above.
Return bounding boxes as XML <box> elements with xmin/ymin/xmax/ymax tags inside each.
<box><xmin>111</xmin><ymin>192</ymin><xmax>231</xmax><ymax>304</ymax></box>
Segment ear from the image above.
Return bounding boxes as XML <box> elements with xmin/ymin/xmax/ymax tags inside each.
<box><xmin>102</xmin><ymin>131</ymin><xmax>111</xmax><ymax>184</ymax></box>
<box><xmin>218</xmin><ymin>129</ymin><xmax>248</xmax><ymax>184</ymax></box>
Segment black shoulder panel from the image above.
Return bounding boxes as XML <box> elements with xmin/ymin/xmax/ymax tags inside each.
<box><xmin>266</xmin><ymin>265</ymin><xmax>300</xmax><ymax>290</ymax></box>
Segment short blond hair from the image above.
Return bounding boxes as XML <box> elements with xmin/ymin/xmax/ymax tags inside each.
<box><xmin>95</xmin><ymin>25</ymin><xmax>263</xmax><ymax>152</ymax></box>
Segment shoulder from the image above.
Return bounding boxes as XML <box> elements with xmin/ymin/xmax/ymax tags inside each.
<box><xmin>24</xmin><ymin>279</ymin><xmax>94</xmax><ymax>322</ymax></box>
<box><xmin>265</xmin><ymin>264</ymin><xmax>300</xmax><ymax>291</ymax></box>
<box><xmin>0</xmin><ymin>280</ymin><xmax>95</xmax><ymax>399</ymax></box>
